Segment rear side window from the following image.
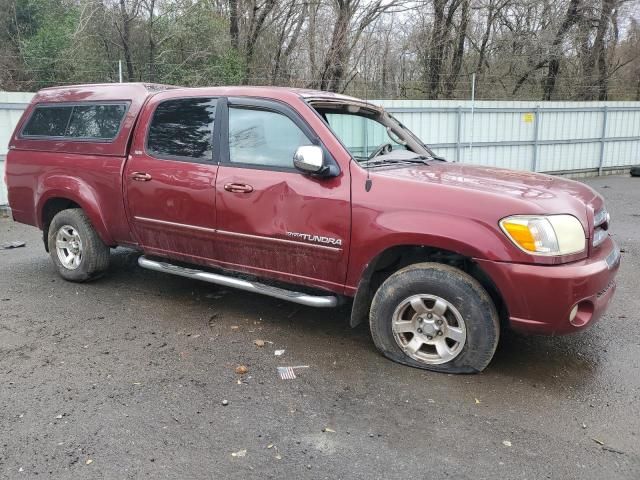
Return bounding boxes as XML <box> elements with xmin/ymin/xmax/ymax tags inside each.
<box><xmin>66</xmin><ymin>104</ymin><xmax>127</xmax><ymax>139</ymax></box>
<box><xmin>147</xmin><ymin>97</ymin><xmax>217</xmax><ymax>161</ymax></box>
<box><xmin>21</xmin><ymin>103</ymin><xmax>128</xmax><ymax>140</ymax></box>
<box><xmin>22</xmin><ymin>106</ymin><xmax>73</xmax><ymax>137</ymax></box>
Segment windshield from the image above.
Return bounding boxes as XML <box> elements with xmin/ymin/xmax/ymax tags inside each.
<box><xmin>325</xmin><ymin>112</ymin><xmax>407</xmax><ymax>159</ymax></box>
<box><xmin>313</xmin><ymin>105</ymin><xmax>438</xmax><ymax>163</ymax></box>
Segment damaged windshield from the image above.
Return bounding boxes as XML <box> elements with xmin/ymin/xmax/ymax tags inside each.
<box><xmin>312</xmin><ymin>103</ymin><xmax>442</xmax><ymax>164</ymax></box>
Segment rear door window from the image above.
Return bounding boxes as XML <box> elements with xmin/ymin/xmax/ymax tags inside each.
<box><xmin>147</xmin><ymin>97</ymin><xmax>217</xmax><ymax>161</ymax></box>
<box><xmin>21</xmin><ymin>103</ymin><xmax>128</xmax><ymax>140</ymax></box>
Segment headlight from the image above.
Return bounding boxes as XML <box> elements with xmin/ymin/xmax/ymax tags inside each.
<box><xmin>499</xmin><ymin>215</ymin><xmax>586</xmax><ymax>256</ymax></box>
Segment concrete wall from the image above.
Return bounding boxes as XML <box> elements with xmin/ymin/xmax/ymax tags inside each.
<box><xmin>0</xmin><ymin>92</ymin><xmax>35</xmax><ymax>206</ymax></box>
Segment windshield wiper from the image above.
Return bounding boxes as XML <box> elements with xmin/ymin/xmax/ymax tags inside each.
<box><xmin>360</xmin><ymin>156</ymin><xmax>442</xmax><ymax>167</ymax></box>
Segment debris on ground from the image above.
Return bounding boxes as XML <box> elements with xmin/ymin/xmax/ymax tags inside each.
<box><xmin>602</xmin><ymin>445</ymin><xmax>625</xmax><ymax>455</ymax></box>
<box><xmin>1</xmin><ymin>241</ymin><xmax>26</xmax><ymax>249</ymax></box>
<box><xmin>222</xmin><ymin>399</ymin><xmax>229</xmax><ymax>406</ymax></box>
<box><xmin>277</xmin><ymin>366</ymin><xmax>309</xmax><ymax>380</ymax></box>
<box><xmin>85</xmin><ymin>459</ymin><xmax>93</xmax><ymax>465</ymax></box>
<box><xmin>254</xmin><ymin>339</ymin><xmax>265</xmax><ymax>347</ymax></box>
<box><xmin>235</xmin><ymin>365</ymin><xmax>248</xmax><ymax>375</ymax></box>
<box><xmin>274</xmin><ymin>349</ymin><xmax>285</xmax><ymax>356</ymax></box>
<box><xmin>231</xmin><ymin>449</ymin><xmax>247</xmax><ymax>457</ymax></box>
<box><xmin>502</xmin><ymin>440</ymin><xmax>512</xmax><ymax>447</ymax></box>
<box><xmin>322</xmin><ymin>427</ymin><xmax>336</xmax><ymax>433</ymax></box>
<box><xmin>592</xmin><ymin>438</ymin><xmax>605</xmax><ymax>446</ymax></box>
<box><xmin>475</xmin><ymin>398</ymin><xmax>481</xmax><ymax>404</ymax></box>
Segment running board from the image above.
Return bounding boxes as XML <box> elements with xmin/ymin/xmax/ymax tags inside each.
<box><xmin>137</xmin><ymin>256</ymin><xmax>338</xmax><ymax>308</ymax></box>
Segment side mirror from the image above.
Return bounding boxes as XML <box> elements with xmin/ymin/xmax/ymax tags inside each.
<box><xmin>293</xmin><ymin>145</ymin><xmax>325</xmax><ymax>174</ymax></box>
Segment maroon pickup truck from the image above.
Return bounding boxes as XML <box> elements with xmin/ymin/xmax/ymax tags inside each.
<box><xmin>5</xmin><ymin>83</ymin><xmax>620</xmax><ymax>373</ymax></box>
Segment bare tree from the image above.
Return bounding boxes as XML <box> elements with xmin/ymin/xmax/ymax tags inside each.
<box><xmin>318</xmin><ymin>0</ymin><xmax>402</xmax><ymax>92</ymax></box>
<box><xmin>114</xmin><ymin>0</ymin><xmax>142</xmax><ymax>81</ymax></box>
<box><xmin>243</xmin><ymin>0</ymin><xmax>277</xmax><ymax>83</ymax></box>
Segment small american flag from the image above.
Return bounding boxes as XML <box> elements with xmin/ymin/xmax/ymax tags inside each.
<box><xmin>277</xmin><ymin>365</ymin><xmax>309</xmax><ymax>380</ymax></box>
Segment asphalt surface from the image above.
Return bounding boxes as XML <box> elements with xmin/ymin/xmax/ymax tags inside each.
<box><xmin>1</xmin><ymin>175</ymin><xmax>639</xmax><ymax>479</ymax></box>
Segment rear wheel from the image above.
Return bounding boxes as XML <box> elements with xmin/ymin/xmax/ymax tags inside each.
<box><xmin>47</xmin><ymin>208</ymin><xmax>110</xmax><ymax>282</ymax></box>
<box><xmin>369</xmin><ymin>262</ymin><xmax>499</xmax><ymax>374</ymax></box>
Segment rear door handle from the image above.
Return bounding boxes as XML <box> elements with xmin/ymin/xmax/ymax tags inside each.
<box><xmin>131</xmin><ymin>172</ymin><xmax>152</xmax><ymax>182</ymax></box>
<box><xmin>224</xmin><ymin>183</ymin><xmax>253</xmax><ymax>193</ymax></box>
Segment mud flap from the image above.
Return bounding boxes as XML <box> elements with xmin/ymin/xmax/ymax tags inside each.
<box><xmin>350</xmin><ymin>279</ymin><xmax>372</xmax><ymax>328</ymax></box>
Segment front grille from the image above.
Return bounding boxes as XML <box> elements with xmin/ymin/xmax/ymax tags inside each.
<box><xmin>592</xmin><ymin>208</ymin><xmax>611</xmax><ymax>250</ymax></box>
<box><xmin>592</xmin><ymin>228</ymin><xmax>608</xmax><ymax>248</ymax></box>
<box><xmin>594</xmin><ymin>208</ymin><xmax>610</xmax><ymax>228</ymax></box>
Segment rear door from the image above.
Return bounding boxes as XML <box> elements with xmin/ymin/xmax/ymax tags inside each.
<box><xmin>213</xmin><ymin>97</ymin><xmax>351</xmax><ymax>292</ymax></box>
<box><xmin>125</xmin><ymin>96</ymin><xmax>220</xmax><ymax>261</ymax></box>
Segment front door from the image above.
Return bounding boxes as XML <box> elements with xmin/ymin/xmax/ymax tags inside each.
<box><xmin>125</xmin><ymin>96</ymin><xmax>220</xmax><ymax>261</ymax></box>
<box><xmin>213</xmin><ymin>98</ymin><xmax>350</xmax><ymax>292</ymax></box>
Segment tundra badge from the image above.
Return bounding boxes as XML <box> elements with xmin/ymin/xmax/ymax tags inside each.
<box><xmin>286</xmin><ymin>231</ymin><xmax>342</xmax><ymax>246</ymax></box>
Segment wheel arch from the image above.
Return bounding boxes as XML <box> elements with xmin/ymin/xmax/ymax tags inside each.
<box><xmin>349</xmin><ymin>244</ymin><xmax>508</xmax><ymax>329</ymax></box>
<box><xmin>38</xmin><ymin>186</ymin><xmax>115</xmax><ymax>251</ymax></box>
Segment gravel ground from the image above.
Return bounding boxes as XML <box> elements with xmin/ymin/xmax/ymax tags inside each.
<box><xmin>0</xmin><ymin>175</ymin><xmax>639</xmax><ymax>479</ymax></box>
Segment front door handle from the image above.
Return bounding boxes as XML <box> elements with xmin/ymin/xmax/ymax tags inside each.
<box><xmin>224</xmin><ymin>183</ymin><xmax>254</xmax><ymax>193</ymax></box>
<box><xmin>131</xmin><ymin>172</ymin><xmax>152</xmax><ymax>182</ymax></box>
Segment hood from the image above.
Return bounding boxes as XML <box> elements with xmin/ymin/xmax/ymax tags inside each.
<box><xmin>373</xmin><ymin>161</ymin><xmax>603</xmax><ymax>231</ymax></box>
<box><xmin>380</xmin><ymin>162</ymin><xmax>600</xmax><ymax>205</ymax></box>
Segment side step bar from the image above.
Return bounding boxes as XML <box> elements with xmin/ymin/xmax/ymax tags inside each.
<box><xmin>138</xmin><ymin>256</ymin><xmax>338</xmax><ymax>308</ymax></box>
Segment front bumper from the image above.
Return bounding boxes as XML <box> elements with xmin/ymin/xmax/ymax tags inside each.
<box><xmin>476</xmin><ymin>238</ymin><xmax>620</xmax><ymax>335</ymax></box>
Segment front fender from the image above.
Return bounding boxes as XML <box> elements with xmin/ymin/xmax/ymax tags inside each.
<box><xmin>36</xmin><ymin>175</ymin><xmax>115</xmax><ymax>246</ymax></box>
<box><xmin>346</xmin><ymin>211</ymin><xmax>516</xmax><ymax>291</ymax></box>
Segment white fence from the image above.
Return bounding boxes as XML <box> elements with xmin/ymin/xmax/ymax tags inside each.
<box><xmin>1</xmin><ymin>94</ymin><xmax>639</xmax><ymax>206</ymax></box>
<box><xmin>345</xmin><ymin>99</ymin><xmax>640</xmax><ymax>173</ymax></box>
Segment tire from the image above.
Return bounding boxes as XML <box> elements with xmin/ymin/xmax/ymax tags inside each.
<box><xmin>47</xmin><ymin>208</ymin><xmax>110</xmax><ymax>282</ymax></box>
<box><xmin>369</xmin><ymin>262</ymin><xmax>499</xmax><ymax>374</ymax></box>
<box><xmin>631</xmin><ymin>166</ymin><xmax>640</xmax><ymax>177</ymax></box>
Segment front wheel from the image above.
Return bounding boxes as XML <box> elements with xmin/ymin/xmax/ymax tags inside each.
<box><xmin>47</xmin><ymin>208</ymin><xmax>110</xmax><ymax>282</ymax></box>
<box><xmin>369</xmin><ymin>262</ymin><xmax>499</xmax><ymax>374</ymax></box>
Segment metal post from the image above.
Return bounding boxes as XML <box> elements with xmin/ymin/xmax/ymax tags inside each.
<box><xmin>119</xmin><ymin>60</ymin><xmax>123</xmax><ymax>83</ymax></box>
<box><xmin>598</xmin><ymin>105</ymin><xmax>608</xmax><ymax>176</ymax></box>
<box><xmin>532</xmin><ymin>105</ymin><xmax>540</xmax><ymax>172</ymax></box>
<box><xmin>455</xmin><ymin>106</ymin><xmax>462</xmax><ymax>162</ymax></box>
<box><xmin>468</xmin><ymin>73</ymin><xmax>475</xmax><ymax>162</ymax></box>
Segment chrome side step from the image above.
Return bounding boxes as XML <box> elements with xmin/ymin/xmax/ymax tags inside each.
<box><xmin>138</xmin><ymin>256</ymin><xmax>338</xmax><ymax>308</ymax></box>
